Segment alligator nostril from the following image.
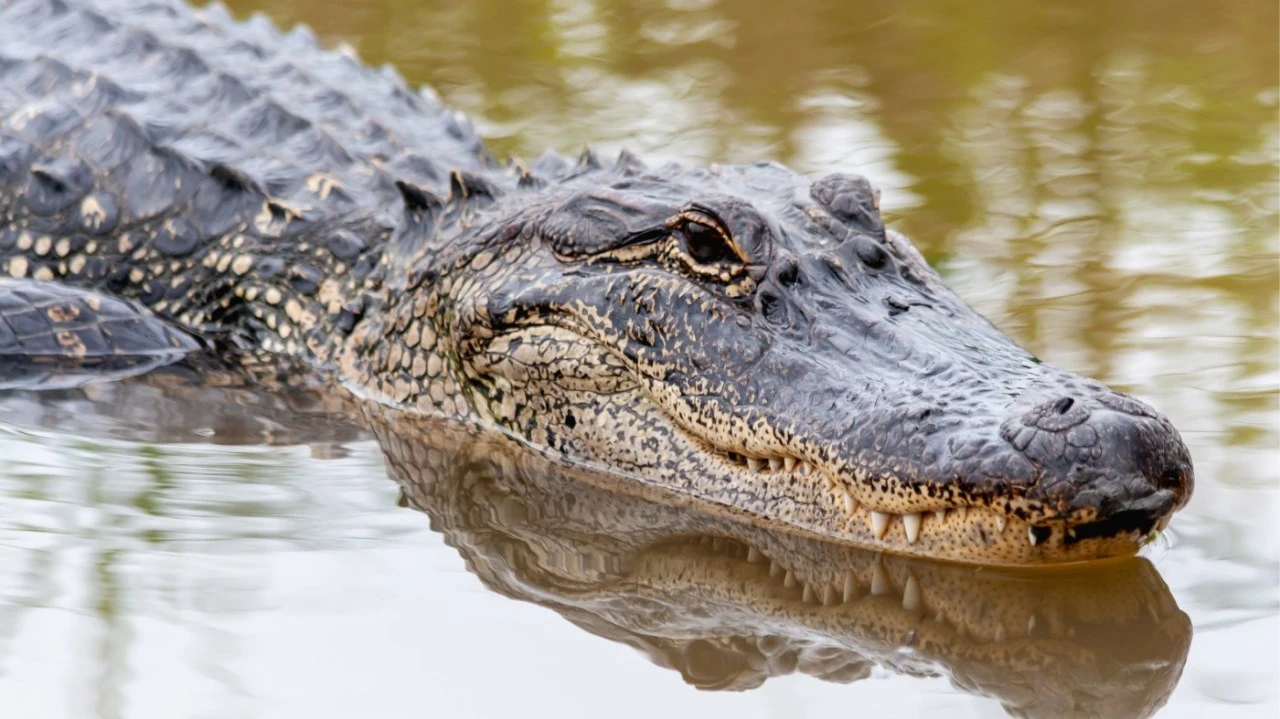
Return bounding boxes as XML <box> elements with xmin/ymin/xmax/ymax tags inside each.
<box><xmin>774</xmin><ymin>259</ymin><xmax>800</xmax><ymax>287</ymax></box>
<box><xmin>853</xmin><ymin>237</ymin><xmax>889</xmax><ymax>269</ymax></box>
<box><xmin>1158</xmin><ymin>467</ymin><xmax>1184</xmax><ymax>491</ymax></box>
<box><xmin>758</xmin><ymin>291</ymin><xmax>786</xmax><ymax>324</ymax></box>
<box><xmin>1052</xmin><ymin>397</ymin><xmax>1075</xmax><ymax>415</ymax></box>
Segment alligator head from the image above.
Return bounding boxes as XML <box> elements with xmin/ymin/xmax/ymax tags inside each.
<box><xmin>369</xmin><ymin>405</ymin><xmax>1191</xmax><ymax>718</ymax></box>
<box><xmin>351</xmin><ymin>154</ymin><xmax>1194</xmax><ymax>565</ymax></box>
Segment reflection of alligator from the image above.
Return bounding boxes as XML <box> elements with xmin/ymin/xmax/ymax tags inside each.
<box><xmin>367</xmin><ymin>405</ymin><xmax>1190</xmax><ymax>718</ymax></box>
<box><xmin>0</xmin><ymin>0</ymin><xmax>1193</xmax><ymax>564</ymax></box>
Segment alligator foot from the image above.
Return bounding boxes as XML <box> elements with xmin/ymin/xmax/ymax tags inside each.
<box><xmin>0</xmin><ymin>279</ymin><xmax>200</xmax><ymax>390</ymax></box>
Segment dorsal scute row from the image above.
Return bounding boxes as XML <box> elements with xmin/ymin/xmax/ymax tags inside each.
<box><xmin>0</xmin><ymin>0</ymin><xmax>494</xmax><ymax>247</ymax></box>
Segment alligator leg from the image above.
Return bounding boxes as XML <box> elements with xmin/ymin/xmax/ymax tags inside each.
<box><xmin>0</xmin><ymin>279</ymin><xmax>200</xmax><ymax>390</ymax></box>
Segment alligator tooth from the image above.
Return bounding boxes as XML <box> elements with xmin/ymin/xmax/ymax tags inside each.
<box><xmin>993</xmin><ymin>623</ymin><xmax>1007</xmax><ymax>642</ymax></box>
<box><xmin>934</xmin><ymin>509</ymin><xmax>948</xmax><ymax>523</ymax></box>
<box><xmin>871</xmin><ymin>511</ymin><xmax>892</xmax><ymax>539</ymax></box>
<box><xmin>994</xmin><ymin>516</ymin><xmax>1007</xmax><ymax>534</ymax></box>
<box><xmin>1067</xmin><ymin>527</ymin><xmax>1077</xmax><ymax>540</ymax></box>
<box><xmin>843</xmin><ymin>572</ymin><xmax>857</xmax><ymax>602</ymax></box>
<box><xmin>747</xmin><ymin>457</ymin><xmax>766</xmax><ymax>472</ymax></box>
<box><xmin>769</xmin><ymin>560</ymin><xmax>783</xmax><ymax>578</ymax></box>
<box><xmin>843</xmin><ymin>492</ymin><xmax>858</xmax><ymax>514</ymax></box>
<box><xmin>783</xmin><ymin>570</ymin><xmax>796</xmax><ymax>588</ymax></box>
<box><xmin>903</xmin><ymin>513</ymin><xmax>923</xmax><ymax>544</ymax></box>
<box><xmin>747</xmin><ymin>547</ymin><xmax>763</xmax><ymax>563</ymax></box>
<box><xmin>902</xmin><ymin>575</ymin><xmax>922</xmax><ymax>612</ymax></box>
<box><xmin>784</xmin><ymin>457</ymin><xmax>797</xmax><ymax>473</ymax></box>
<box><xmin>768</xmin><ymin>457</ymin><xmax>783</xmax><ymax>472</ymax></box>
<box><xmin>802</xmin><ymin>583</ymin><xmax>814</xmax><ymax>603</ymax></box>
<box><xmin>1155</xmin><ymin>516</ymin><xmax>1171</xmax><ymax>532</ymax></box>
<box><xmin>870</xmin><ymin>562</ymin><xmax>891</xmax><ymax>596</ymax></box>
<box><xmin>1027</xmin><ymin>614</ymin><xmax>1038</xmax><ymax>634</ymax></box>
<box><xmin>822</xmin><ymin>584</ymin><xmax>836</xmax><ymax>606</ymax></box>
<box><xmin>711</xmin><ymin>538</ymin><xmax>725</xmax><ymax>551</ymax></box>
<box><xmin>1027</xmin><ymin>527</ymin><xmax>1039</xmax><ymax>546</ymax></box>
<box><xmin>798</xmin><ymin>461</ymin><xmax>812</xmax><ymax>475</ymax></box>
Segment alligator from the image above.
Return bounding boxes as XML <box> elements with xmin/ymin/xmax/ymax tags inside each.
<box><xmin>0</xmin><ymin>0</ymin><xmax>1194</xmax><ymax>565</ymax></box>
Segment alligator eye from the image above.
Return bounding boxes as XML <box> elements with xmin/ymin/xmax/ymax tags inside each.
<box><xmin>679</xmin><ymin>218</ymin><xmax>738</xmax><ymax>265</ymax></box>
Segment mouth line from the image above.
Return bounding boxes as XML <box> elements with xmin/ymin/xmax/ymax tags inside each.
<box><xmin>701</xmin><ymin>441</ymin><xmax>1167</xmax><ymax>554</ymax></box>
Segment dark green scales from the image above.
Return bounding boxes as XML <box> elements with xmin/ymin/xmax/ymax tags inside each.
<box><xmin>0</xmin><ymin>0</ymin><xmax>1194</xmax><ymax>565</ymax></box>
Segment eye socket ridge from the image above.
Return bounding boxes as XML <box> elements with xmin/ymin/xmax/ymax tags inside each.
<box><xmin>673</xmin><ymin>210</ymin><xmax>744</xmax><ymax>266</ymax></box>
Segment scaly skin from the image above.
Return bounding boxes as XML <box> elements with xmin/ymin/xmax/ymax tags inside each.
<box><xmin>0</xmin><ymin>0</ymin><xmax>1194</xmax><ymax>564</ymax></box>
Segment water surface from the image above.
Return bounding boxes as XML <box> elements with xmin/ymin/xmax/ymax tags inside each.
<box><xmin>1</xmin><ymin>0</ymin><xmax>1276</xmax><ymax>717</ymax></box>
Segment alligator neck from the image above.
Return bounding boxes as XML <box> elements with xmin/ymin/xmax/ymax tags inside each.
<box><xmin>331</xmin><ymin>170</ymin><xmax>519</xmax><ymax>414</ymax></box>
<box><xmin>182</xmin><ymin>165</ymin><xmax>514</xmax><ymax>404</ymax></box>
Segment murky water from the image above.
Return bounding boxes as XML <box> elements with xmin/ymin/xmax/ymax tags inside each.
<box><xmin>1</xmin><ymin>0</ymin><xmax>1276</xmax><ymax>717</ymax></box>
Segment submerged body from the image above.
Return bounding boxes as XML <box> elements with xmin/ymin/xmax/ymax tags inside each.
<box><xmin>0</xmin><ymin>0</ymin><xmax>1193</xmax><ymax>564</ymax></box>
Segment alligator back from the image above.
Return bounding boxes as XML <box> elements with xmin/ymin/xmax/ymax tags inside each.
<box><xmin>0</xmin><ymin>0</ymin><xmax>488</xmax><ymax>353</ymax></box>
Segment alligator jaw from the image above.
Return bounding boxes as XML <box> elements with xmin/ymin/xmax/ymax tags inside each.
<box><xmin>696</xmin><ymin>458</ymin><xmax>1172</xmax><ymax>567</ymax></box>
<box><xmin>698</xmin><ymin>450</ymin><xmax>1178</xmax><ymax>565</ymax></box>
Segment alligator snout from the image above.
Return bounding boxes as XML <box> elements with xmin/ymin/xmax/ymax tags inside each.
<box><xmin>1001</xmin><ymin>391</ymin><xmax>1194</xmax><ymax>525</ymax></box>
